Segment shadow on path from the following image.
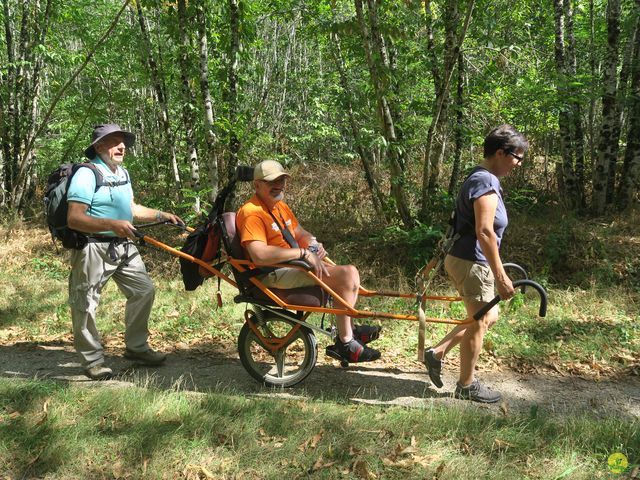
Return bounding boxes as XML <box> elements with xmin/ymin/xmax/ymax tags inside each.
<box><xmin>1</xmin><ymin>341</ymin><xmax>638</xmax><ymax>419</ymax></box>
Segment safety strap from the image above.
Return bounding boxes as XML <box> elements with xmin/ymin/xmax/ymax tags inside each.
<box><xmin>268</xmin><ymin>209</ymin><xmax>299</xmax><ymax>249</ymax></box>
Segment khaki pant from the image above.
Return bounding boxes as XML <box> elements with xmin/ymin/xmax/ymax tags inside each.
<box><xmin>258</xmin><ymin>267</ymin><xmax>317</xmax><ymax>289</ymax></box>
<box><xmin>68</xmin><ymin>240</ymin><xmax>155</xmax><ymax>367</ymax></box>
<box><xmin>444</xmin><ymin>254</ymin><xmax>495</xmax><ymax>303</ymax></box>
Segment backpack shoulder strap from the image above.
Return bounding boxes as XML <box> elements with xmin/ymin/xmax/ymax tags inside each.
<box><xmin>71</xmin><ymin>163</ymin><xmax>105</xmax><ymax>192</ymax></box>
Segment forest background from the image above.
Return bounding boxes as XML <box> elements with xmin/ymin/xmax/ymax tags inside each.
<box><xmin>1</xmin><ymin>0</ymin><xmax>639</xmax><ymax>228</ymax></box>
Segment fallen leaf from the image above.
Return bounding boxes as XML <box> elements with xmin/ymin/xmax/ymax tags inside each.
<box><xmin>297</xmin><ymin>438</ymin><xmax>310</xmax><ymax>452</ymax></box>
<box><xmin>310</xmin><ymin>430</ymin><xmax>324</xmax><ymax>448</ymax></box>
<box><xmin>398</xmin><ymin>444</ymin><xmax>418</xmax><ymax>456</ymax></box>
<box><xmin>382</xmin><ymin>457</ymin><xmax>413</xmax><ymax>468</ymax></box>
<box><xmin>353</xmin><ymin>458</ymin><xmax>377</xmax><ymax>479</ymax></box>
<box><xmin>413</xmin><ymin>455</ymin><xmax>439</xmax><ymax>467</ymax></box>
<box><xmin>309</xmin><ymin>456</ymin><xmax>337</xmax><ymax>472</ymax></box>
<box><xmin>493</xmin><ymin>438</ymin><xmax>514</xmax><ymax>451</ymax></box>
<box><xmin>460</xmin><ymin>436</ymin><xmax>472</xmax><ymax>455</ymax></box>
<box><xmin>499</xmin><ymin>401</ymin><xmax>509</xmax><ymax>416</ymax></box>
<box><xmin>434</xmin><ymin>461</ymin><xmax>446</xmax><ymax>479</ymax></box>
<box><xmin>200</xmin><ymin>466</ymin><xmax>215</xmax><ymax>479</ymax></box>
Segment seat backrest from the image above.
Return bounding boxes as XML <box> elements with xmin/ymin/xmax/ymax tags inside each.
<box><xmin>219</xmin><ymin>211</ymin><xmax>326</xmax><ymax>308</ymax></box>
<box><xmin>219</xmin><ymin>212</ymin><xmax>244</xmax><ymax>260</ymax></box>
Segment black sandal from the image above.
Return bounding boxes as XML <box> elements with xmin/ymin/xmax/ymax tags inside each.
<box><xmin>353</xmin><ymin>324</ymin><xmax>382</xmax><ymax>344</ymax></box>
<box><xmin>326</xmin><ymin>338</ymin><xmax>381</xmax><ymax>364</ymax></box>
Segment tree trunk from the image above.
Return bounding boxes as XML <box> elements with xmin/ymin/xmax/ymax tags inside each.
<box><xmin>355</xmin><ymin>0</ymin><xmax>413</xmax><ymax>228</ymax></box>
<box><xmin>553</xmin><ymin>0</ymin><xmax>580</xmax><ymax>209</ymax></box>
<box><xmin>564</xmin><ymin>0</ymin><xmax>586</xmax><ymax>207</ymax></box>
<box><xmin>449</xmin><ymin>50</ymin><xmax>465</xmax><ymax>195</ymax></box>
<box><xmin>329</xmin><ymin>28</ymin><xmax>388</xmax><ymax>220</ymax></box>
<box><xmin>6</xmin><ymin>0</ymin><xmax>54</xmax><ymax>211</ymax></box>
<box><xmin>616</xmin><ymin>4</ymin><xmax>640</xmax><ymax>210</ymax></box>
<box><xmin>227</xmin><ymin>0</ymin><xmax>240</xmax><ymax>183</ymax></box>
<box><xmin>593</xmin><ymin>0</ymin><xmax>622</xmax><ymax>215</ymax></box>
<box><xmin>196</xmin><ymin>2</ymin><xmax>219</xmax><ymax>202</ymax></box>
<box><xmin>134</xmin><ymin>0</ymin><xmax>181</xmax><ymax>197</ymax></box>
<box><xmin>419</xmin><ymin>0</ymin><xmax>474</xmax><ymax>219</ymax></box>
<box><xmin>177</xmin><ymin>0</ymin><xmax>201</xmax><ymax>213</ymax></box>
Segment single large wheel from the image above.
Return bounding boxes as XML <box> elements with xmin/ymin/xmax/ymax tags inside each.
<box><xmin>237</xmin><ymin>314</ymin><xmax>317</xmax><ymax>388</ymax></box>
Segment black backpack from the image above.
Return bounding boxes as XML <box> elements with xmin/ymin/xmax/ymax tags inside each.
<box><xmin>43</xmin><ymin>163</ymin><xmax>128</xmax><ymax>249</ymax></box>
<box><xmin>179</xmin><ymin>220</ymin><xmax>223</xmax><ymax>291</ymax></box>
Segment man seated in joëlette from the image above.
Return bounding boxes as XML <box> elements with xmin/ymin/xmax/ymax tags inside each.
<box><xmin>236</xmin><ymin>160</ymin><xmax>381</xmax><ymax>363</ymax></box>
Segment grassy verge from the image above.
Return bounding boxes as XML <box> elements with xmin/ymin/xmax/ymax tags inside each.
<box><xmin>1</xmin><ymin>225</ymin><xmax>639</xmax><ymax>376</ymax></box>
<box><xmin>1</xmin><ymin>378</ymin><xmax>638</xmax><ymax>479</ymax></box>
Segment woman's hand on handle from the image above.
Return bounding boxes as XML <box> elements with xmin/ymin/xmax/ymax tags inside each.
<box><xmin>495</xmin><ymin>273</ymin><xmax>515</xmax><ymax>300</ymax></box>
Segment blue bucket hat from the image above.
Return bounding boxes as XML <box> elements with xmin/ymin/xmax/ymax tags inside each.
<box><xmin>85</xmin><ymin>123</ymin><xmax>135</xmax><ymax>159</ymax></box>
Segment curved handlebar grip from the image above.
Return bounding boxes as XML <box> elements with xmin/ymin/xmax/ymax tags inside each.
<box><xmin>503</xmin><ymin>263</ymin><xmax>528</xmax><ymax>293</ymax></box>
<box><xmin>132</xmin><ymin>228</ymin><xmax>144</xmax><ymax>239</ymax></box>
<box><xmin>472</xmin><ymin>279</ymin><xmax>548</xmax><ymax>320</ymax></box>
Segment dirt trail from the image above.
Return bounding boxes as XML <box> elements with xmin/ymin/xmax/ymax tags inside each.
<box><xmin>1</xmin><ymin>340</ymin><xmax>638</xmax><ymax>419</ymax></box>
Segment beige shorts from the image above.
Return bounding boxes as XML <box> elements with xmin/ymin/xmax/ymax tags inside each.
<box><xmin>258</xmin><ymin>267</ymin><xmax>317</xmax><ymax>289</ymax></box>
<box><xmin>444</xmin><ymin>254</ymin><xmax>495</xmax><ymax>303</ymax></box>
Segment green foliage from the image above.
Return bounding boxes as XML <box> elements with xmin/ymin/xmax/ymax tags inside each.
<box><xmin>30</xmin><ymin>255</ymin><xmax>68</xmax><ymax>281</ymax></box>
<box><xmin>376</xmin><ymin>221</ymin><xmax>445</xmax><ymax>268</ymax></box>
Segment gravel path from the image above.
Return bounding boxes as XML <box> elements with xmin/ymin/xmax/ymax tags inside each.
<box><xmin>2</xmin><ymin>340</ymin><xmax>638</xmax><ymax>419</ymax></box>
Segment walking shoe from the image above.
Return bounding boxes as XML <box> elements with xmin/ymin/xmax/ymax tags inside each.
<box><xmin>423</xmin><ymin>349</ymin><xmax>444</xmax><ymax>388</ymax></box>
<box><xmin>326</xmin><ymin>338</ymin><xmax>381</xmax><ymax>363</ymax></box>
<box><xmin>454</xmin><ymin>379</ymin><xmax>502</xmax><ymax>404</ymax></box>
<box><xmin>124</xmin><ymin>348</ymin><xmax>167</xmax><ymax>366</ymax></box>
<box><xmin>353</xmin><ymin>324</ymin><xmax>382</xmax><ymax>344</ymax></box>
<box><xmin>84</xmin><ymin>364</ymin><xmax>113</xmax><ymax>380</ymax></box>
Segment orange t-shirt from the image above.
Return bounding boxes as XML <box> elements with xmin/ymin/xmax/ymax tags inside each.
<box><xmin>236</xmin><ymin>195</ymin><xmax>299</xmax><ymax>257</ymax></box>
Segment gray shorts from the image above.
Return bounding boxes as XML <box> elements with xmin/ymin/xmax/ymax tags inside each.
<box><xmin>258</xmin><ymin>267</ymin><xmax>317</xmax><ymax>289</ymax></box>
<box><xmin>444</xmin><ymin>254</ymin><xmax>495</xmax><ymax>303</ymax></box>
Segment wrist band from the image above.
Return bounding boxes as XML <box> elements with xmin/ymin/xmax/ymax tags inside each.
<box><xmin>155</xmin><ymin>210</ymin><xmax>162</xmax><ymax>221</ymax></box>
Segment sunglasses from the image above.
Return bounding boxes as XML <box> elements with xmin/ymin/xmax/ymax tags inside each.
<box><xmin>507</xmin><ymin>151</ymin><xmax>524</xmax><ymax>164</ymax></box>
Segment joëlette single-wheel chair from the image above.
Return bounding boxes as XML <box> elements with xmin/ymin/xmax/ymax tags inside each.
<box><xmin>134</xmin><ymin>166</ymin><xmax>548</xmax><ymax>388</ymax></box>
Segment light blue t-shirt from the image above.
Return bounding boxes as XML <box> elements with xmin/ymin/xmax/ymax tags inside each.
<box><xmin>449</xmin><ymin>166</ymin><xmax>508</xmax><ymax>265</ymax></box>
<box><xmin>66</xmin><ymin>158</ymin><xmax>133</xmax><ymax>236</ymax></box>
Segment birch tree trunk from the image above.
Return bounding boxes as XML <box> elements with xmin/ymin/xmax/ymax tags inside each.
<box><xmin>227</xmin><ymin>0</ymin><xmax>240</xmax><ymax>183</ymax></box>
<box><xmin>553</xmin><ymin>0</ymin><xmax>580</xmax><ymax>208</ymax></box>
<box><xmin>134</xmin><ymin>0</ymin><xmax>182</xmax><ymax>197</ymax></box>
<box><xmin>177</xmin><ymin>0</ymin><xmax>201</xmax><ymax>213</ymax></box>
<box><xmin>196</xmin><ymin>2</ymin><xmax>219</xmax><ymax>202</ymax></box>
<box><xmin>592</xmin><ymin>0</ymin><xmax>621</xmax><ymax>215</ymax></box>
<box><xmin>616</xmin><ymin>4</ymin><xmax>640</xmax><ymax>210</ymax></box>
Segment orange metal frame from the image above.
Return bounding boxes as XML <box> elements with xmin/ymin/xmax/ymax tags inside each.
<box><xmin>141</xmin><ymin>233</ymin><xmax>474</xmax><ymax>328</ymax></box>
